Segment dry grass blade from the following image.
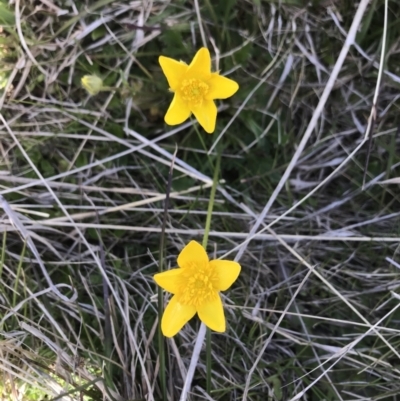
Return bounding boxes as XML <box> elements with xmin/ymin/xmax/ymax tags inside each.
<box><xmin>1</xmin><ymin>0</ymin><xmax>400</xmax><ymax>400</ymax></box>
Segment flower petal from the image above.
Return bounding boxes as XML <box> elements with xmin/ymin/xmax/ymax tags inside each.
<box><xmin>191</xmin><ymin>100</ymin><xmax>217</xmax><ymax>134</ymax></box>
<box><xmin>154</xmin><ymin>268</ymin><xmax>182</xmax><ymax>294</ymax></box>
<box><xmin>177</xmin><ymin>240</ymin><xmax>209</xmax><ymax>269</ymax></box>
<box><xmin>210</xmin><ymin>260</ymin><xmax>241</xmax><ymax>291</ymax></box>
<box><xmin>207</xmin><ymin>73</ymin><xmax>239</xmax><ymax>100</ymax></box>
<box><xmin>159</xmin><ymin>56</ymin><xmax>187</xmax><ymax>91</ymax></box>
<box><xmin>197</xmin><ymin>295</ymin><xmax>225</xmax><ymax>332</ymax></box>
<box><xmin>164</xmin><ymin>93</ymin><xmax>191</xmax><ymax>126</ymax></box>
<box><xmin>186</xmin><ymin>47</ymin><xmax>211</xmax><ymax>81</ymax></box>
<box><xmin>161</xmin><ymin>295</ymin><xmax>196</xmax><ymax>337</ymax></box>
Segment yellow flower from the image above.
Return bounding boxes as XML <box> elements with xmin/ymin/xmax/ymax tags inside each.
<box><xmin>154</xmin><ymin>240</ymin><xmax>241</xmax><ymax>337</ymax></box>
<box><xmin>81</xmin><ymin>75</ymin><xmax>104</xmax><ymax>95</ymax></box>
<box><xmin>159</xmin><ymin>48</ymin><xmax>239</xmax><ymax>133</ymax></box>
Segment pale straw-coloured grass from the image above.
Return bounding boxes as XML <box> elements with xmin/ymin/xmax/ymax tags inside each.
<box><xmin>1</xmin><ymin>0</ymin><xmax>400</xmax><ymax>400</ymax></box>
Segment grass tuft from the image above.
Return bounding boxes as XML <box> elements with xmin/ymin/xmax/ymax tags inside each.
<box><xmin>1</xmin><ymin>0</ymin><xmax>400</xmax><ymax>400</ymax></box>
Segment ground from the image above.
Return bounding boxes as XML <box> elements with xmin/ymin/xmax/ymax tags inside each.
<box><xmin>0</xmin><ymin>1</ymin><xmax>400</xmax><ymax>400</ymax></box>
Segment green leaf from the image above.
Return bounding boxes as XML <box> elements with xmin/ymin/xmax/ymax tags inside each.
<box><xmin>0</xmin><ymin>1</ymin><xmax>14</xmax><ymax>25</ymax></box>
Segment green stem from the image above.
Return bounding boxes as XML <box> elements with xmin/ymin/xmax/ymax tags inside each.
<box><xmin>206</xmin><ymin>327</ymin><xmax>212</xmax><ymax>393</ymax></box>
<box><xmin>202</xmin><ymin>152</ymin><xmax>221</xmax><ymax>249</ymax></box>
<box><xmin>158</xmin><ymin>157</ymin><xmax>175</xmax><ymax>401</ymax></box>
<box><xmin>202</xmin><ymin>150</ymin><xmax>221</xmax><ymax>394</ymax></box>
<box><xmin>157</xmin><ymin>274</ymin><xmax>167</xmax><ymax>401</ymax></box>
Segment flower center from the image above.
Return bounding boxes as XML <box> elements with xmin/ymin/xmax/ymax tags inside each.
<box><xmin>177</xmin><ymin>261</ymin><xmax>218</xmax><ymax>307</ymax></box>
<box><xmin>179</xmin><ymin>78</ymin><xmax>209</xmax><ymax>107</ymax></box>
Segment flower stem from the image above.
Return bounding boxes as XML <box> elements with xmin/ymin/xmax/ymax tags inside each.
<box><xmin>180</xmin><ymin>149</ymin><xmax>221</xmax><ymax>401</ymax></box>
<box><xmin>202</xmin><ymin>149</ymin><xmax>221</xmax><ymax>394</ymax></box>
<box><xmin>157</xmin><ymin>283</ymin><xmax>167</xmax><ymax>401</ymax></box>
<box><xmin>158</xmin><ymin>153</ymin><xmax>176</xmax><ymax>401</ymax></box>
<box><xmin>202</xmin><ymin>150</ymin><xmax>221</xmax><ymax>248</ymax></box>
<box><xmin>206</xmin><ymin>327</ymin><xmax>212</xmax><ymax>393</ymax></box>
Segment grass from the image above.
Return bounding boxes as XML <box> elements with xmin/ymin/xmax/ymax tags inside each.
<box><xmin>1</xmin><ymin>0</ymin><xmax>400</xmax><ymax>400</ymax></box>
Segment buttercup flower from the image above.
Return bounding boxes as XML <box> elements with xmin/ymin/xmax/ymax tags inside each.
<box><xmin>154</xmin><ymin>240</ymin><xmax>241</xmax><ymax>337</ymax></box>
<box><xmin>81</xmin><ymin>75</ymin><xmax>104</xmax><ymax>95</ymax></box>
<box><xmin>159</xmin><ymin>48</ymin><xmax>239</xmax><ymax>133</ymax></box>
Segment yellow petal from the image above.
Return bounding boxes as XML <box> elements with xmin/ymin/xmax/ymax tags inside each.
<box><xmin>164</xmin><ymin>93</ymin><xmax>191</xmax><ymax>125</ymax></box>
<box><xmin>81</xmin><ymin>75</ymin><xmax>104</xmax><ymax>95</ymax></box>
<box><xmin>186</xmin><ymin>47</ymin><xmax>211</xmax><ymax>81</ymax></box>
<box><xmin>210</xmin><ymin>260</ymin><xmax>241</xmax><ymax>291</ymax></box>
<box><xmin>177</xmin><ymin>240</ymin><xmax>209</xmax><ymax>269</ymax></box>
<box><xmin>191</xmin><ymin>100</ymin><xmax>217</xmax><ymax>134</ymax></box>
<box><xmin>161</xmin><ymin>295</ymin><xmax>196</xmax><ymax>337</ymax></box>
<box><xmin>207</xmin><ymin>73</ymin><xmax>239</xmax><ymax>100</ymax></box>
<box><xmin>154</xmin><ymin>268</ymin><xmax>182</xmax><ymax>294</ymax></box>
<box><xmin>197</xmin><ymin>295</ymin><xmax>225</xmax><ymax>332</ymax></box>
<box><xmin>159</xmin><ymin>56</ymin><xmax>187</xmax><ymax>91</ymax></box>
